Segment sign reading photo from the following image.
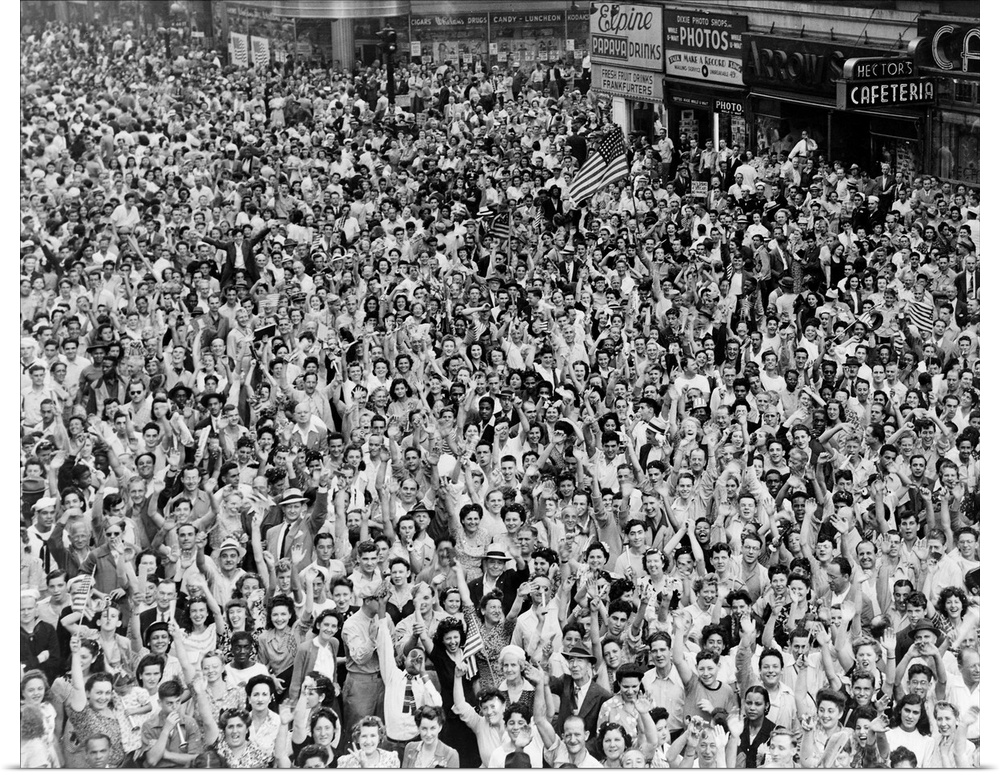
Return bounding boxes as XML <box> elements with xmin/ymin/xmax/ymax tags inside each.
<box><xmin>590</xmin><ymin>2</ymin><xmax>664</xmax><ymax>71</ymax></box>
<box><xmin>663</xmin><ymin>11</ymin><xmax>746</xmax><ymax>86</ymax></box>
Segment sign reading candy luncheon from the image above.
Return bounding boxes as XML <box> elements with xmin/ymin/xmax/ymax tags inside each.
<box><xmin>663</xmin><ymin>10</ymin><xmax>747</xmax><ymax>86</ymax></box>
<box><xmin>589</xmin><ymin>2</ymin><xmax>663</xmax><ymax>71</ymax></box>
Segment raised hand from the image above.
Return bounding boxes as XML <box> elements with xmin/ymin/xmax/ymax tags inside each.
<box><xmin>634</xmin><ymin>693</ymin><xmax>653</xmax><ymax>715</ymax></box>
<box><xmin>880</xmin><ymin>628</ymin><xmax>897</xmax><ymax>656</ymax></box>
<box><xmin>278</xmin><ymin>700</ymin><xmax>295</xmax><ymax>725</ymax></box>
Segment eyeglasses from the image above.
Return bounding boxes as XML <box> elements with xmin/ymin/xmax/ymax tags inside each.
<box><xmin>106</xmin><ymin>530</ymin><xmax>122</xmax><ymax>537</ymax></box>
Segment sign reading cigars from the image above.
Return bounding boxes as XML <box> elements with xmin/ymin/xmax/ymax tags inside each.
<box><xmin>590</xmin><ymin>2</ymin><xmax>663</xmax><ymax>72</ymax></box>
<box><xmin>663</xmin><ymin>10</ymin><xmax>747</xmax><ymax>86</ymax></box>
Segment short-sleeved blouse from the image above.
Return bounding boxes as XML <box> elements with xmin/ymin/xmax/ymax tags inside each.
<box><xmin>67</xmin><ymin>704</ymin><xmax>127</xmax><ymax>766</ymax></box>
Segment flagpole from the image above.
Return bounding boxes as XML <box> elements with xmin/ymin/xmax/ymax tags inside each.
<box><xmin>506</xmin><ymin>205</ymin><xmax>513</xmax><ymax>266</ymax></box>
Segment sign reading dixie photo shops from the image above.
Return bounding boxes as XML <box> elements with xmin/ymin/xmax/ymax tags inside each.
<box><xmin>590</xmin><ymin>2</ymin><xmax>664</xmax><ymax>71</ymax></box>
<box><xmin>592</xmin><ymin>63</ymin><xmax>664</xmax><ymax>100</ymax></box>
<box><xmin>664</xmin><ymin>11</ymin><xmax>747</xmax><ymax>86</ymax></box>
<box><xmin>836</xmin><ymin>77</ymin><xmax>935</xmax><ymax>111</ymax></box>
<box><xmin>743</xmin><ymin>35</ymin><xmax>885</xmax><ymax>96</ymax></box>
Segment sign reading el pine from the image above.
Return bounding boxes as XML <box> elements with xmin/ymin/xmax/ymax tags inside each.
<box><xmin>664</xmin><ymin>10</ymin><xmax>747</xmax><ymax>86</ymax></box>
<box><xmin>590</xmin><ymin>3</ymin><xmax>663</xmax><ymax>71</ymax></box>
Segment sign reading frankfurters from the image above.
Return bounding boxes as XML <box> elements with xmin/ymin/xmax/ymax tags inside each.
<box><xmin>664</xmin><ymin>11</ymin><xmax>747</xmax><ymax>86</ymax></box>
<box><xmin>592</xmin><ymin>63</ymin><xmax>664</xmax><ymax>100</ymax></box>
<box><xmin>590</xmin><ymin>3</ymin><xmax>664</xmax><ymax>72</ymax></box>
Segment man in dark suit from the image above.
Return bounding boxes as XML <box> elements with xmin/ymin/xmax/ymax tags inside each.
<box><xmin>136</xmin><ymin>579</ymin><xmax>190</xmax><ymax>642</ymax></box>
<box><xmin>468</xmin><ymin>545</ymin><xmax>528</xmax><ymax>614</ymax></box>
<box><xmin>953</xmin><ymin>255</ymin><xmax>980</xmax><ymax>300</ymax></box>
<box><xmin>549</xmin><ymin>644</ymin><xmax>611</xmax><ymax>736</ymax></box>
<box><xmin>200</xmin><ymin>224</ymin><xmax>270</xmax><ymax>289</ymax></box>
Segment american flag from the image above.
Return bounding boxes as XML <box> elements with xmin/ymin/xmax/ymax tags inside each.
<box><xmin>230</xmin><ymin>33</ymin><xmax>249</xmax><ymax>67</ymax></box>
<box><xmin>488</xmin><ymin>210</ymin><xmax>511</xmax><ymax>242</ymax></box>
<box><xmin>250</xmin><ymin>36</ymin><xmax>270</xmax><ymax>68</ymax></box>
<box><xmin>566</xmin><ymin>125</ymin><xmax>629</xmax><ymax>207</ymax></box>
<box><xmin>533</xmin><ymin>208</ymin><xmax>544</xmax><ymax>232</ymax></box>
<box><xmin>462</xmin><ymin>613</ymin><xmax>485</xmax><ymax>677</ymax></box>
<box><xmin>71</xmin><ymin>575</ymin><xmax>95</xmax><ymax>612</ymax></box>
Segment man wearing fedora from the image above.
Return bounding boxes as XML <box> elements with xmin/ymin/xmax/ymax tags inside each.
<box><xmin>548</xmin><ymin>643</ymin><xmax>611</xmax><ymax>735</ymax></box>
<box><xmin>468</xmin><ymin>543</ymin><xmax>526</xmax><ymax>614</ymax></box>
<box><xmin>265</xmin><ymin>477</ymin><xmax>329</xmax><ymax>575</ymax></box>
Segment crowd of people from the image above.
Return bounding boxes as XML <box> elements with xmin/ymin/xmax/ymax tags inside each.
<box><xmin>19</xmin><ymin>14</ymin><xmax>981</xmax><ymax>769</ymax></box>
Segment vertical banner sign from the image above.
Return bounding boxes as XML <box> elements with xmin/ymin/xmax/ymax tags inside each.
<box><xmin>663</xmin><ymin>11</ymin><xmax>747</xmax><ymax>85</ymax></box>
<box><xmin>230</xmin><ymin>32</ymin><xmax>249</xmax><ymax>67</ymax></box>
<box><xmin>590</xmin><ymin>3</ymin><xmax>664</xmax><ymax>71</ymax></box>
<box><xmin>250</xmin><ymin>36</ymin><xmax>270</xmax><ymax>67</ymax></box>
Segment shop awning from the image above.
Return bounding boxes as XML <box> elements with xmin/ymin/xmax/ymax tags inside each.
<box><xmin>750</xmin><ymin>88</ymin><xmax>837</xmax><ymax>111</ymax></box>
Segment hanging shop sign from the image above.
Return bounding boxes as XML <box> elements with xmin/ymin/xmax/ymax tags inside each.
<box><xmin>743</xmin><ymin>35</ymin><xmax>885</xmax><ymax>96</ymax></box>
<box><xmin>590</xmin><ymin>2</ymin><xmax>664</xmax><ymax>72</ymax></box>
<box><xmin>663</xmin><ymin>11</ymin><xmax>746</xmax><ymax>86</ymax></box>
<box><xmin>592</xmin><ymin>63</ymin><xmax>664</xmax><ymax>100</ymax></box>
<box><xmin>713</xmin><ymin>98</ymin><xmax>744</xmax><ymax>115</ymax></box>
<box><xmin>912</xmin><ymin>18</ymin><xmax>979</xmax><ymax>75</ymax></box>
<box><xmin>843</xmin><ymin>56</ymin><xmax>916</xmax><ymax>80</ymax></box>
<box><xmin>836</xmin><ymin>77</ymin><xmax>936</xmax><ymax>110</ymax></box>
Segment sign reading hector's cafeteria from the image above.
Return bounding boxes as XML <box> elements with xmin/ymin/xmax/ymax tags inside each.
<box><xmin>663</xmin><ymin>11</ymin><xmax>747</xmax><ymax>86</ymax></box>
<box><xmin>590</xmin><ymin>2</ymin><xmax>664</xmax><ymax>72</ymax></box>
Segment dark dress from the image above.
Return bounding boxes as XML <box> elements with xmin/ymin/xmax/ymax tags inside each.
<box><xmin>738</xmin><ymin>718</ymin><xmax>776</xmax><ymax>768</ymax></box>
<box><xmin>429</xmin><ymin>643</ymin><xmax>481</xmax><ymax>768</ymax></box>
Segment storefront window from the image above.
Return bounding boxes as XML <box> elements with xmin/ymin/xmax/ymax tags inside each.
<box><xmin>932</xmin><ymin>110</ymin><xmax>980</xmax><ymax>186</ymax></box>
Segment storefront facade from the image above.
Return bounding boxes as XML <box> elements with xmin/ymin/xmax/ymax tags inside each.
<box><xmin>588</xmin><ymin>2</ymin><xmax>665</xmax><ymax>136</ymax></box>
<box><xmin>911</xmin><ymin>15</ymin><xmax>980</xmax><ymax>187</ymax></box>
<box><xmin>742</xmin><ymin>34</ymin><xmax>923</xmax><ymax>173</ymax></box>
<box><xmin>661</xmin><ymin>9</ymin><xmax>748</xmax><ymax>155</ymax></box>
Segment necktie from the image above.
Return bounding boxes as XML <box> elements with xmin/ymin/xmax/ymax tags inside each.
<box><xmin>279</xmin><ymin>525</ymin><xmax>291</xmax><ymax>558</ymax></box>
<box><xmin>403</xmin><ymin>674</ymin><xmax>416</xmax><ymax>715</ymax></box>
<box><xmin>35</xmin><ymin>532</ymin><xmax>51</xmax><ymax>573</ymax></box>
<box><xmin>573</xmin><ymin>682</ymin><xmax>581</xmax><ymax>713</ymax></box>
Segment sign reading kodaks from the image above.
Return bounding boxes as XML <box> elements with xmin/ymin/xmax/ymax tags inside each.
<box><xmin>590</xmin><ymin>3</ymin><xmax>664</xmax><ymax>72</ymax></box>
<box><xmin>663</xmin><ymin>11</ymin><xmax>747</xmax><ymax>86</ymax></box>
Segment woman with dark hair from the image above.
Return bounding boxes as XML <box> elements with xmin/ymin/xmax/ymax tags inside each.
<box><xmin>244</xmin><ymin>674</ymin><xmax>282</xmax><ymax>758</ymax></box>
<box><xmin>885</xmin><ymin>692</ymin><xmax>933</xmax><ymax>766</ymax></box>
<box><xmin>65</xmin><ymin>634</ymin><xmax>127</xmax><ymax>767</ymax></box>
<box><xmin>290</xmin><ymin>672</ymin><xmax>341</xmax><ymax>757</ymax></box>
<box><xmin>932</xmin><ymin>585</ymin><xmax>970</xmax><ymax>643</ymax></box>
<box><xmin>431</xmin><ymin>617</ymin><xmax>480</xmax><ymax>767</ymax></box>
<box><xmin>205</xmin><ymin>707</ymin><xmax>274</xmax><ymax>768</ymax></box>
<box><xmin>257</xmin><ymin>594</ymin><xmax>310</xmax><ymax>702</ymax></box>
<box><xmin>288</xmin><ymin>608</ymin><xmax>342</xmax><ymax>703</ymax></box>
<box><xmin>733</xmin><ymin>685</ymin><xmax>776</xmax><ymax>768</ymax></box>
<box><xmin>596</xmin><ymin>721</ymin><xmax>635</xmax><ymax>767</ymax></box>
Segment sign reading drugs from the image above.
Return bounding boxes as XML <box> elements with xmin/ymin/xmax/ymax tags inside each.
<box><xmin>664</xmin><ymin>11</ymin><xmax>747</xmax><ymax>85</ymax></box>
<box><xmin>590</xmin><ymin>3</ymin><xmax>664</xmax><ymax>72</ymax></box>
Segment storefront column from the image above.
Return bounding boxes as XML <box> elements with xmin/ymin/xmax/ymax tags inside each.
<box><xmin>612</xmin><ymin>97</ymin><xmax>629</xmax><ymax>132</ymax></box>
<box><xmin>713</xmin><ymin>113</ymin><xmax>720</xmax><ymax>150</ymax></box>
<box><xmin>330</xmin><ymin>18</ymin><xmax>354</xmax><ymax>70</ymax></box>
